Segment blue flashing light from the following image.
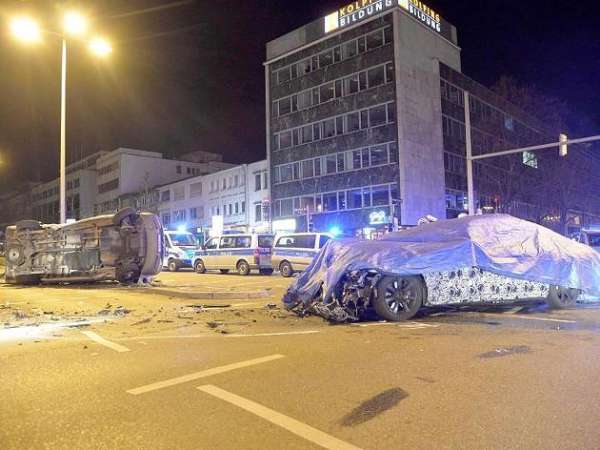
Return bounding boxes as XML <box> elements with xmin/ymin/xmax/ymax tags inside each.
<box><xmin>328</xmin><ymin>226</ymin><xmax>342</xmax><ymax>237</ymax></box>
<box><xmin>176</xmin><ymin>224</ymin><xmax>187</xmax><ymax>233</ymax></box>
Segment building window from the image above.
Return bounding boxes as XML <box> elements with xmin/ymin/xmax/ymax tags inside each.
<box><xmin>255</xmin><ymin>173</ymin><xmax>261</xmax><ymax>191</ymax></box>
<box><xmin>235</xmin><ymin>202</ymin><xmax>239</xmax><ymax>214</ymax></box>
<box><xmin>98</xmin><ymin>178</ymin><xmax>119</xmax><ymax>194</ymax></box>
<box><xmin>161</xmin><ymin>213</ymin><xmax>170</xmax><ymax>225</ymax></box>
<box><xmin>255</xmin><ymin>203</ymin><xmax>262</xmax><ymax>222</ymax></box>
<box><xmin>190</xmin><ymin>182</ymin><xmax>202</xmax><ymax>197</ymax></box>
<box><xmin>173</xmin><ymin>186</ymin><xmax>185</xmax><ymax>201</ymax></box>
<box><xmin>190</xmin><ymin>208</ymin><xmax>197</xmax><ymax>219</ymax></box>
<box><xmin>241</xmin><ymin>201</ymin><xmax>245</xmax><ymax>213</ymax></box>
<box><xmin>176</xmin><ymin>165</ymin><xmax>181</xmax><ymax>174</ymax></box>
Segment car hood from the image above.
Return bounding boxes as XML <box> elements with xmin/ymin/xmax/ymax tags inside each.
<box><xmin>285</xmin><ymin>214</ymin><xmax>600</xmax><ymax>307</ymax></box>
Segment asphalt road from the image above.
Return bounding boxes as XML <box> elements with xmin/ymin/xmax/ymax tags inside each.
<box><xmin>2</xmin><ymin>271</ymin><xmax>600</xmax><ymax>449</ymax></box>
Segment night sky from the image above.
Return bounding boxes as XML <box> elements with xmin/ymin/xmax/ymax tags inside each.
<box><xmin>0</xmin><ymin>0</ymin><xmax>598</xmax><ymax>191</ymax></box>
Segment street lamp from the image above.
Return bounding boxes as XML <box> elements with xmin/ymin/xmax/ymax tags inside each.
<box><xmin>9</xmin><ymin>13</ymin><xmax>111</xmax><ymax>224</ymax></box>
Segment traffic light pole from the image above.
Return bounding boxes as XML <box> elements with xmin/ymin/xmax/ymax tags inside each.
<box><xmin>462</xmin><ymin>90</ymin><xmax>600</xmax><ymax>215</ymax></box>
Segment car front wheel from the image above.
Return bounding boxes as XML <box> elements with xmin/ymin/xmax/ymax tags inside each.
<box><xmin>237</xmin><ymin>260</ymin><xmax>250</xmax><ymax>276</ymax></box>
<box><xmin>168</xmin><ymin>259</ymin><xmax>180</xmax><ymax>272</ymax></box>
<box><xmin>373</xmin><ymin>276</ymin><xmax>424</xmax><ymax>321</ymax></box>
<box><xmin>194</xmin><ymin>259</ymin><xmax>206</xmax><ymax>274</ymax></box>
<box><xmin>279</xmin><ymin>261</ymin><xmax>293</xmax><ymax>277</ymax></box>
<box><xmin>546</xmin><ymin>286</ymin><xmax>579</xmax><ymax>309</ymax></box>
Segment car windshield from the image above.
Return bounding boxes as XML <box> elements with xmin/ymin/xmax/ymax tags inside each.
<box><xmin>169</xmin><ymin>233</ymin><xmax>196</xmax><ymax>246</ymax></box>
<box><xmin>258</xmin><ymin>235</ymin><xmax>274</xmax><ymax>248</ymax></box>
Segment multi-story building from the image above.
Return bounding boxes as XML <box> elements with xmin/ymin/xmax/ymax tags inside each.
<box><xmin>265</xmin><ymin>0</ymin><xmax>600</xmax><ymax>235</ymax></box>
<box><xmin>0</xmin><ymin>182</ymin><xmax>38</xmax><ymax>231</ymax></box>
<box><xmin>31</xmin><ymin>152</ymin><xmax>107</xmax><ymax>222</ymax></box>
<box><xmin>94</xmin><ymin>148</ymin><xmax>232</xmax><ymax>214</ymax></box>
<box><xmin>157</xmin><ymin>159</ymin><xmax>270</xmax><ymax>236</ymax></box>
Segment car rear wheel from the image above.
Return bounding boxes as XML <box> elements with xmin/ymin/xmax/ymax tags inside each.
<box><xmin>168</xmin><ymin>259</ymin><xmax>180</xmax><ymax>272</ymax></box>
<box><xmin>237</xmin><ymin>260</ymin><xmax>250</xmax><ymax>276</ymax></box>
<box><xmin>279</xmin><ymin>261</ymin><xmax>293</xmax><ymax>278</ymax></box>
<box><xmin>220</xmin><ymin>269</ymin><xmax>230</xmax><ymax>274</ymax></box>
<box><xmin>546</xmin><ymin>286</ymin><xmax>579</xmax><ymax>309</ymax></box>
<box><xmin>373</xmin><ymin>276</ymin><xmax>424</xmax><ymax>321</ymax></box>
<box><xmin>194</xmin><ymin>259</ymin><xmax>206</xmax><ymax>274</ymax></box>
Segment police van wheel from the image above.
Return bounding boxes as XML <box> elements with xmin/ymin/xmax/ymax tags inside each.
<box><xmin>194</xmin><ymin>259</ymin><xmax>206</xmax><ymax>274</ymax></box>
<box><xmin>220</xmin><ymin>269</ymin><xmax>230</xmax><ymax>274</ymax></box>
<box><xmin>168</xmin><ymin>259</ymin><xmax>180</xmax><ymax>272</ymax></box>
<box><xmin>279</xmin><ymin>261</ymin><xmax>293</xmax><ymax>278</ymax></box>
<box><xmin>237</xmin><ymin>260</ymin><xmax>250</xmax><ymax>276</ymax></box>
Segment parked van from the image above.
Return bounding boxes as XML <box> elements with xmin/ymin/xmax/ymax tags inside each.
<box><xmin>272</xmin><ymin>233</ymin><xmax>332</xmax><ymax>277</ymax></box>
<box><xmin>192</xmin><ymin>234</ymin><xmax>274</xmax><ymax>275</ymax></box>
<box><xmin>163</xmin><ymin>230</ymin><xmax>199</xmax><ymax>272</ymax></box>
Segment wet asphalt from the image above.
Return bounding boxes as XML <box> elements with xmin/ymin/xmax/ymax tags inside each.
<box><xmin>2</xmin><ymin>271</ymin><xmax>600</xmax><ymax>449</ymax></box>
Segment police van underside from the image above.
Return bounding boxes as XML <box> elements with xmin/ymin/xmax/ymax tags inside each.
<box><xmin>4</xmin><ymin>208</ymin><xmax>163</xmax><ymax>285</ymax></box>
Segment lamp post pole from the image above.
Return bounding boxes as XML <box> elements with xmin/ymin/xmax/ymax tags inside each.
<box><xmin>59</xmin><ymin>38</ymin><xmax>67</xmax><ymax>224</ymax></box>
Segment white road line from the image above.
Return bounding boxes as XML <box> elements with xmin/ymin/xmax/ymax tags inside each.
<box><xmin>352</xmin><ymin>321</ymin><xmax>439</xmax><ymax>329</ymax></box>
<box><xmin>119</xmin><ymin>331</ymin><xmax>319</xmax><ymax>341</ymax></box>
<box><xmin>81</xmin><ymin>331</ymin><xmax>131</xmax><ymax>353</ymax></box>
<box><xmin>481</xmin><ymin>313</ymin><xmax>576</xmax><ymax>324</ymax></box>
<box><xmin>225</xmin><ymin>331</ymin><xmax>320</xmax><ymax>338</ymax></box>
<box><xmin>127</xmin><ymin>354</ymin><xmax>285</xmax><ymax>395</ymax></box>
<box><xmin>198</xmin><ymin>385</ymin><xmax>362</xmax><ymax>450</ymax></box>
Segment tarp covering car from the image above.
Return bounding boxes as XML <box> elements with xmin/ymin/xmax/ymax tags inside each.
<box><xmin>284</xmin><ymin>214</ymin><xmax>600</xmax><ymax>309</ymax></box>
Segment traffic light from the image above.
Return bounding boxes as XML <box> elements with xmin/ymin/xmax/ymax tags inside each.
<box><xmin>559</xmin><ymin>133</ymin><xmax>568</xmax><ymax>157</ymax></box>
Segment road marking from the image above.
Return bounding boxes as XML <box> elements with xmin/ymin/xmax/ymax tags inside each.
<box><xmin>352</xmin><ymin>321</ymin><xmax>439</xmax><ymax>329</ymax></box>
<box><xmin>481</xmin><ymin>313</ymin><xmax>576</xmax><ymax>324</ymax></box>
<box><xmin>127</xmin><ymin>354</ymin><xmax>285</xmax><ymax>395</ymax></box>
<box><xmin>119</xmin><ymin>331</ymin><xmax>319</xmax><ymax>341</ymax></box>
<box><xmin>225</xmin><ymin>331</ymin><xmax>320</xmax><ymax>338</ymax></box>
<box><xmin>198</xmin><ymin>384</ymin><xmax>363</xmax><ymax>450</ymax></box>
<box><xmin>81</xmin><ymin>331</ymin><xmax>131</xmax><ymax>353</ymax></box>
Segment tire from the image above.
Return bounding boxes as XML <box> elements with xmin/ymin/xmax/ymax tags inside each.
<box><xmin>237</xmin><ymin>260</ymin><xmax>250</xmax><ymax>276</ymax></box>
<box><xmin>260</xmin><ymin>268</ymin><xmax>274</xmax><ymax>276</ymax></box>
<box><xmin>168</xmin><ymin>259</ymin><xmax>180</xmax><ymax>272</ymax></box>
<box><xmin>546</xmin><ymin>286</ymin><xmax>579</xmax><ymax>309</ymax></box>
<box><xmin>279</xmin><ymin>261</ymin><xmax>293</xmax><ymax>278</ymax></box>
<box><xmin>373</xmin><ymin>276</ymin><xmax>425</xmax><ymax>321</ymax></box>
<box><xmin>220</xmin><ymin>269</ymin><xmax>230</xmax><ymax>274</ymax></box>
<box><xmin>194</xmin><ymin>259</ymin><xmax>206</xmax><ymax>274</ymax></box>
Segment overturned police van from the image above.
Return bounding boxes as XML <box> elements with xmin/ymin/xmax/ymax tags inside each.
<box><xmin>283</xmin><ymin>215</ymin><xmax>600</xmax><ymax>322</ymax></box>
<box><xmin>4</xmin><ymin>208</ymin><xmax>163</xmax><ymax>285</ymax></box>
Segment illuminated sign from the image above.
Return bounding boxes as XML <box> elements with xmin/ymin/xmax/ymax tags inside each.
<box><xmin>325</xmin><ymin>0</ymin><xmax>443</xmax><ymax>36</ymax></box>
<box><xmin>369</xmin><ymin>210</ymin><xmax>387</xmax><ymax>225</ymax></box>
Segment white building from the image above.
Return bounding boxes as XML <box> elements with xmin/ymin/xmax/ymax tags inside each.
<box><xmin>157</xmin><ymin>159</ymin><xmax>270</xmax><ymax>235</ymax></box>
<box><xmin>31</xmin><ymin>151</ymin><xmax>108</xmax><ymax>222</ymax></box>
<box><xmin>94</xmin><ymin>148</ymin><xmax>232</xmax><ymax>214</ymax></box>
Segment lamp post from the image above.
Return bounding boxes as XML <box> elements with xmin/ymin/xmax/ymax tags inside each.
<box><xmin>10</xmin><ymin>13</ymin><xmax>111</xmax><ymax>223</ymax></box>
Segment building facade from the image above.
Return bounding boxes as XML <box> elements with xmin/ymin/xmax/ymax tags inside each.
<box><xmin>157</xmin><ymin>159</ymin><xmax>270</xmax><ymax>237</ymax></box>
<box><xmin>265</xmin><ymin>0</ymin><xmax>600</xmax><ymax>236</ymax></box>
<box><xmin>94</xmin><ymin>148</ymin><xmax>232</xmax><ymax>214</ymax></box>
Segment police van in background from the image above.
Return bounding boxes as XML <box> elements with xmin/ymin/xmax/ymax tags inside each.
<box><xmin>272</xmin><ymin>232</ymin><xmax>333</xmax><ymax>277</ymax></box>
<box><xmin>163</xmin><ymin>230</ymin><xmax>199</xmax><ymax>272</ymax></box>
<box><xmin>192</xmin><ymin>234</ymin><xmax>275</xmax><ymax>275</ymax></box>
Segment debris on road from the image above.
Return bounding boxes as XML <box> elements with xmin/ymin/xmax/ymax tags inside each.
<box><xmin>130</xmin><ymin>318</ymin><xmax>152</xmax><ymax>326</ymax></box>
<box><xmin>479</xmin><ymin>345</ymin><xmax>531</xmax><ymax>359</ymax></box>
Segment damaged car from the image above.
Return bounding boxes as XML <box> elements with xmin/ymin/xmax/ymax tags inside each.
<box><xmin>4</xmin><ymin>208</ymin><xmax>163</xmax><ymax>285</ymax></box>
<box><xmin>283</xmin><ymin>214</ymin><xmax>600</xmax><ymax>322</ymax></box>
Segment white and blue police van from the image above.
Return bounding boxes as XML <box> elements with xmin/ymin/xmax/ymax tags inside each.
<box><xmin>162</xmin><ymin>230</ymin><xmax>199</xmax><ymax>272</ymax></box>
<box><xmin>192</xmin><ymin>233</ymin><xmax>275</xmax><ymax>275</ymax></box>
<box><xmin>271</xmin><ymin>232</ymin><xmax>332</xmax><ymax>277</ymax></box>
